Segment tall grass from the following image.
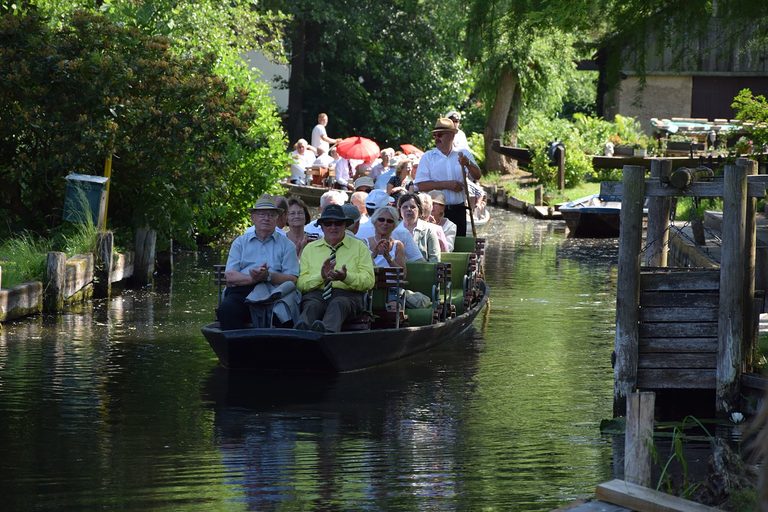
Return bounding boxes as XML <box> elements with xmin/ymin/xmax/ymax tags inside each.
<box><xmin>0</xmin><ymin>232</ymin><xmax>51</xmax><ymax>288</ymax></box>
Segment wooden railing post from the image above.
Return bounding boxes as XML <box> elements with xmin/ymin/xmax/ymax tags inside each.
<box><xmin>738</xmin><ymin>158</ymin><xmax>758</xmax><ymax>372</ymax></box>
<box><xmin>644</xmin><ymin>159</ymin><xmax>672</xmax><ymax>267</ymax></box>
<box><xmin>44</xmin><ymin>251</ymin><xmax>66</xmax><ymax>312</ymax></box>
<box><xmin>134</xmin><ymin>228</ymin><xmax>156</xmax><ymax>287</ymax></box>
<box><xmin>94</xmin><ymin>231</ymin><xmax>114</xmax><ymax>298</ymax></box>
<box><xmin>625</xmin><ymin>391</ymin><xmax>655</xmax><ymax>487</ymax></box>
<box><xmin>717</xmin><ymin>163</ymin><xmax>747</xmax><ymax>415</ymax></box>
<box><xmin>614</xmin><ymin>165</ymin><xmax>645</xmax><ymax>417</ymax></box>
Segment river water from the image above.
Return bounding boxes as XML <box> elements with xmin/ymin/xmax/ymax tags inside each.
<box><xmin>0</xmin><ymin>207</ymin><xmax>623</xmax><ymax>511</ymax></box>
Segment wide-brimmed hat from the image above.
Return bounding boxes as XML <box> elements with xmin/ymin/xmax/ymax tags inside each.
<box><xmin>250</xmin><ymin>194</ymin><xmax>283</xmax><ymax>212</ymax></box>
<box><xmin>432</xmin><ymin>117</ymin><xmax>458</xmax><ymax>133</ymax></box>
<box><xmin>342</xmin><ymin>203</ymin><xmax>361</xmax><ymax>223</ymax></box>
<box><xmin>365</xmin><ymin>189</ymin><xmax>394</xmax><ymax>210</ymax></box>
<box><xmin>446</xmin><ymin>110</ymin><xmax>461</xmax><ymax>121</ymax></box>
<box><xmin>428</xmin><ymin>190</ymin><xmax>446</xmax><ymax>205</ymax></box>
<box><xmin>315</xmin><ymin>204</ymin><xmax>353</xmax><ymax>226</ymax></box>
<box><xmin>354</xmin><ymin>176</ymin><xmax>375</xmax><ymax>190</ymax></box>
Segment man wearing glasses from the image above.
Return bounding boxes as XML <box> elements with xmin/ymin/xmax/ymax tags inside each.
<box><xmin>219</xmin><ymin>195</ymin><xmax>300</xmax><ymax>330</ymax></box>
<box><xmin>296</xmin><ymin>204</ymin><xmax>375</xmax><ymax>333</ymax></box>
<box><xmin>414</xmin><ymin>117</ymin><xmax>482</xmax><ymax>237</ymax></box>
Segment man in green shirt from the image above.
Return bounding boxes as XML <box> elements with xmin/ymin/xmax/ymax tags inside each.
<box><xmin>296</xmin><ymin>204</ymin><xmax>375</xmax><ymax>332</ymax></box>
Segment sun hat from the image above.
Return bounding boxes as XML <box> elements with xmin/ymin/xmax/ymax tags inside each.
<box><xmin>365</xmin><ymin>189</ymin><xmax>394</xmax><ymax>210</ymax></box>
<box><xmin>428</xmin><ymin>190</ymin><xmax>446</xmax><ymax>205</ymax></box>
<box><xmin>432</xmin><ymin>117</ymin><xmax>458</xmax><ymax>133</ymax></box>
<box><xmin>446</xmin><ymin>110</ymin><xmax>461</xmax><ymax>121</ymax></box>
<box><xmin>315</xmin><ymin>204</ymin><xmax>352</xmax><ymax>226</ymax></box>
<box><xmin>342</xmin><ymin>203</ymin><xmax>361</xmax><ymax>223</ymax></box>
<box><xmin>250</xmin><ymin>194</ymin><xmax>283</xmax><ymax>212</ymax></box>
<box><xmin>354</xmin><ymin>176</ymin><xmax>375</xmax><ymax>190</ymax></box>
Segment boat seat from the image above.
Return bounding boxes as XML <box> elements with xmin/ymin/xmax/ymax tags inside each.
<box><xmin>404</xmin><ymin>262</ymin><xmax>441</xmax><ymax>326</ymax></box>
<box><xmin>440</xmin><ymin>252</ymin><xmax>474</xmax><ymax>315</ymax></box>
<box><xmin>453</xmin><ymin>236</ymin><xmax>486</xmax><ymax>277</ymax></box>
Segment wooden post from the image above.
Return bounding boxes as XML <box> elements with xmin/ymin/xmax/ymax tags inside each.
<box><xmin>133</xmin><ymin>228</ymin><xmax>156</xmax><ymax>287</ymax></box>
<box><xmin>44</xmin><ymin>252</ymin><xmax>66</xmax><ymax>312</ymax></box>
<box><xmin>717</xmin><ymin>163</ymin><xmax>747</xmax><ymax>415</ymax></box>
<box><xmin>625</xmin><ymin>391</ymin><xmax>655</xmax><ymax>487</ymax></box>
<box><xmin>94</xmin><ymin>231</ymin><xmax>114</xmax><ymax>298</ymax></box>
<box><xmin>738</xmin><ymin>158</ymin><xmax>758</xmax><ymax>372</ymax></box>
<box><xmin>614</xmin><ymin>165</ymin><xmax>646</xmax><ymax>417</ymax></box>
<box><xmin>557</xmin><ymin>146</ymin><xmax>566</xmax><ymax>191</ymax></box>
<box><xmin>156</xmin><ymin>238</ymin><xmax>174</xmax><ymax>276</ymax></box>
<box><xmin>534</xmin><ymin>185</ymin><xmax>543</xmax><ymax>206</ymax></box>
<box><xmin>644</xmin><ymin>159</ymin><xmax>672</xmax><ymax>267</ymax></box>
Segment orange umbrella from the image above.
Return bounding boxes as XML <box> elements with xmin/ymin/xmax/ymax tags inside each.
<box><xmin>400</xmin><ymin>144</ymin><xmax>424</xmax><ymax>156</ymax></box>
<box><xmin>336</xmin><ymin>136</ymin><xmax>381</xmax><ymax>163</ymax></box>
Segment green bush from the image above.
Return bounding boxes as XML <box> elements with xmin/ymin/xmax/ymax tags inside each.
<box><xmin>0</xmin><ymin>9</ymin><xmax>289</xmax><ymax>245</ymax></box>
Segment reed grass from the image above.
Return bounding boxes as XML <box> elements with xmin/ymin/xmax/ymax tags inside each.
<box><xmin>0</xmin><ymin>232</ymin><xmax>51</xmax><ymax>288</ymax></box>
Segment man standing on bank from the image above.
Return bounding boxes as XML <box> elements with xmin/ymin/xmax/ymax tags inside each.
<box><xmin>311</xmin><ymin>113</ymin><xmax>342</xmax><ymax>156</ymax></box>
<box><xmin>414</xmin><ymin>117</ymin><xmax>482</xmax><ymax>237</ymax></box>
<box><xmin>296</xmin><ymin>204</ymin><xmax>375</xmax><ymax>333</ymax></box>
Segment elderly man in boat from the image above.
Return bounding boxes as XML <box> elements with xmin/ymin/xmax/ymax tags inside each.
<box><xmin>296</xmin><ymin>204</ymin><xmax>375</xmax><ymax>333</ymax></box>
<box><xmin>218</xmin><ymin>195</ymin><xmax>301</xmax><ymax>330</ymax></box>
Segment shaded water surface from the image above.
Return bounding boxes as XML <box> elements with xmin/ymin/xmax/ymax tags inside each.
<box><xmin>0</xmin><ymin>208</ymin><xmax>621</xmax><ymax>511</ymax></box>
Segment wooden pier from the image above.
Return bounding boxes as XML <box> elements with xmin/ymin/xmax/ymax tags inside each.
<box><xmin>610</xmin><ymin>158</ymin><xmax>766</xmax><ymax>416</ymax></box>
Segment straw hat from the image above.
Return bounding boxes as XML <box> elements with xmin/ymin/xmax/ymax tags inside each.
<box><xmin>432</xmin><ymin>117</ymin><xmax>458</xmax><ymax>133</ymax></box>
<box><xmin>250</xmin><ymin>194</ymin><xmax>282</xmax><ymax>212</ymax></box>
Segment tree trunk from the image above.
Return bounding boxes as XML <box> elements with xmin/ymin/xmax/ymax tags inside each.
<box><xmin>503</xmin><ymin>84</ymin><xmax>521</xmax><ymax>173</ymax></box>
<box><xmin>484</xmin><ymin>67</ymin><xmax>517</xmax><ymax>175</ymax></box>
<box><xmin>286</xmin><ymin>17</ymin><xmax>306</xmax><ymax>145</ymax></box>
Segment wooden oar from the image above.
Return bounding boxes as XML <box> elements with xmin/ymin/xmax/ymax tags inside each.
<box><xmin>461</xmin><ymin>162</ymin><xmax>477</xmax><ymax>238</ymax></box>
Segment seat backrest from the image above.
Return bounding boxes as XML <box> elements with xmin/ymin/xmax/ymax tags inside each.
<box><xmin>440</xmin><ymin>252</ymin><xmax>470</xmax><ymax>289</ymax></box>
<box><xmin>405</xmin><ymin>262</ymin><xmax>438</xmax><ymax>296</ymax></box>
<box><xmin>453</xmin><ymin>236</ymin><xmax>476</xmax><ymax>253</ymax></box>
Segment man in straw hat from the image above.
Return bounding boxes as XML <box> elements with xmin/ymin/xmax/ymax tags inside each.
<box><xmin>296</xmin><ymin>204</ymin><xmax>375</xmax><ymax>333</ymax></box>
<box><xmin>414</xmin><ymin>117</ymin><xmax>481</xmax><ymax>237</ymax></box>
<box><xmin>219</xmin><ymin>194</ymin><xmax>300</xmax><ymax>330</ymax></box>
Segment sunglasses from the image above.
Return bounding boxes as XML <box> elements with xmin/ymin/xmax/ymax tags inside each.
<box><xmin>321</xmin><ymin>220</ymin><xmax>346</xmax><ymax>227</ymax></box>
<box><xmin>376</xmin><ymin>217</ymin><xmax>395</xmax><ymax>224</ymax></box>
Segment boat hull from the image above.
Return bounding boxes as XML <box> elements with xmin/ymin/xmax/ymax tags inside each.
<box><xmin>560</xmin><ymin>207</ymin><xmax>620</xmax><ymax>238</ymax></box>
<box><xmin>202</xmin><ymin>282</ymin><xmax>489</xmax><ymax>372</ymax></box>
<box><xmin>280</xmin><ymin>183</ymin><xmax>350</xmax><ymax>206</ymax></box>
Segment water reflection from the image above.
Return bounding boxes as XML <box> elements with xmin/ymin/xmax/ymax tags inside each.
<box><xmin>0</xmin><ymin>207</ymin><xmax>625</xmax><ymax>511</ymax></box>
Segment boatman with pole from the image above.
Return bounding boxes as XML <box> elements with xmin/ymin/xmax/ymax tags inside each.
<box><xmin>414</xmin><ymin>117</ymin><xmax>482</xmax><ymax>237</ymax></box>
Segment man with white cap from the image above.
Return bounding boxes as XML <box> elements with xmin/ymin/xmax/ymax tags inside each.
<box><xmin>219</xmin><ymin>194</ymin><xmax>300</xmax><ymax>330</ymax></box>
<box><xmin>447</xmin><ymin>110</ymin><xmax>469</xmax><ymax>151</ymax></box>
<box><xmin>356</xmin><ymin>189</ymin><xmax>425</xmax><ymax>262</ymax></box>
<box><xmin>415</xmin><ymin>117</ymin><xmax>481</xmax><ymax>237</ymax></box>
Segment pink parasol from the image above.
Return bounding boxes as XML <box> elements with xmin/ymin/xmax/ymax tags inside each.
<box><xmin>336</xmin><ymin>136</ymin><xmax>381</xmax><ymax>164</ymax></box>
<box><xmin>400</xmin><ymin>143</ymin><xmax>424</xmax><ymax>156</ymax></box>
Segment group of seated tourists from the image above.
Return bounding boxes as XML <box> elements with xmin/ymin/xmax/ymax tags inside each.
<box><xmin>218</xmin><ymin>186</ymin><xmax>475</xmax><ymax>332</ymax></box>
<box><xmin>220</xmin><ymin>116</ymin><xmax>483</xmax><ymax>332</ymax></box>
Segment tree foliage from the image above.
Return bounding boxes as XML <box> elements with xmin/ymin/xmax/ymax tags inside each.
<box><xmin>270</xmin><ymin>0</ymin><xmax>471</xmax><ymax>149</ymax></box>
<box><xmin>0</xmin><ymin>9</ymin><xmax>289</xmax><ymax>244</ymax></box>
<box><xmin>732</xmin><ymin>89</ymin><xmax>768</xmax><ymax>150</ymax></box>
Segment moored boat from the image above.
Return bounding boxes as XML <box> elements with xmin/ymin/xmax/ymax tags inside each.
<box><xmin>280</xmin><ymin>182</ymin><xmax>350</xmax><ymax>206</ymax></box>
<box><xmin>558</xmin><ymin>193</ymin><xmax>622</xmax><ymax>238</ymax></box>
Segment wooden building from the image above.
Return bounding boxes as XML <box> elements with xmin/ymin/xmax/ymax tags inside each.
<box><xmin>591</xmin><ymin>18</ymin><xmax>768</xmax><ymax>131</ymax></box>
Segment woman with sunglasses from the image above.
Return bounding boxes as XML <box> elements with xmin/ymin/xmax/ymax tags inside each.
<box><xmin>365</xmin><ymin>205</ymin><xmax>406</xmax><ymax>271</ymax></box>
<box><xmin>398</xmin><ymin>193</ymin><xmax>440</xmax><ymax>263</ymax></box>
<box><xmin>285</xmin><ymin>197</ymin><xmax>312</xmax><ymax>256</ymax></box>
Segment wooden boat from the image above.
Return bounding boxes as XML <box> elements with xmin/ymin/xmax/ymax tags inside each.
<box><xmin>469</xmin><ymin>207</ymin><xmax>491</xmax><ymax>227</ymax></box>
<box><xmin>280</xmin><ymin>182</ymin><xmax>351</xmax><ymax>206</ymax></box>
<box><xmin>201</xmin><ymin>279</ymin><xmax>489</xmax><ymax>373</ymax></box>
<box><xmin>558</xmin><ymin>194</ymin><xmax>622</xmax><ymax>238</ymax></box>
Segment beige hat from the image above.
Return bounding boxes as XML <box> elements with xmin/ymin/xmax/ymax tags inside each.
<box><xmin>432</xmin><ymin>117</ymin><xmax>458</xmax><ymax>133</ymax></box>
<box><xmin>250</xmin><ymin>194</ymin><xmax>282</xmax><ymax>212</ymax></box>
<box><xmin>427</xmin><ymin>190</ymin><xmax>446</xmax><ymax>205</ymax></box>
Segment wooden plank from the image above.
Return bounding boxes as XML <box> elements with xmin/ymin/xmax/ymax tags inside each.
<box><xmin>640</xmin><ymin>271</ymin><xmax>719</xmax><ymax>291</ymax></box>
<box><xmin>600</xmin><ymin>178</ymin><xmax>767</xmax><ymax>198</ymax></box>
<box><xmin>741</xmin><ymin>372</ymin><xmax>768</xmax><ymax>391</ymax></box>
<box><xmin>596</xmin><ymin>479</ymin><xmax>721</xmax><ymax>512</ymax></box>
<box><xmin>639</xmin><ymin>307</ymin><xmax>718</xmax><ymax>322</ymax></box>
<box><xmin>640</xmin><ymin>291</ymin><xmax>719</xmax><ymax>308</ymax></box>
<box><xmin>637</xmin><ymin>369</ymin><xmax>716</xmax><ymax>389</ymax></box>
<box><xmin>639</xmin><ymin>322</ymin><xmax>718</xmax><ymax>338</ymax></box>
<box><xmin>639</xmin><ymin>338</ymin><xmax>717</xmax><ymax>353</ymax></box>
<box><xmin>638</xmin><ymin>353</ymin><xmax>717</xmax><ymax>369</ymax></box>
<box><xmin>625</xmin><ymin>393</ymin><xmax>655</xmax><ymax>486</ymax></box>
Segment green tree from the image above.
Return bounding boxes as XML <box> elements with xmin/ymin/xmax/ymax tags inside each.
<box><xmin>0</xmin><ymin>9</ymin><xmax>288</xmax><ymax>244</ymax></box>
<box><xmin>268</xmin><ymin>0</ymin><xmax>471</xmax><ymax>150</ymax></box>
